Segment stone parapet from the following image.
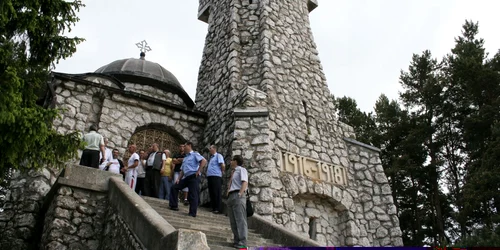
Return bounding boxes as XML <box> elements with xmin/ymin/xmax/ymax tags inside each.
<box><xmin>248</xmin><ymin>213</ymin><xmax>322</xmax><ymax>247</ymax></box>
<box><xmin>107</xmin><ymin>176</ymin><xmax>177</xmax><ymax>250</ymax></box>
<box><xmin>24</xmin><ymin>165</ymin><xmax>211</xmax><ymax>250</ymax></box>
<box><xmin>40</xmin><ymin>181</ymin><xmax>110</xmax><ymax>249</ymax></box>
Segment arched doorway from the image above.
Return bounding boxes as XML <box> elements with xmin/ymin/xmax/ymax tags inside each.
<box><xmin>123</xmin><ymin>123</ymin><xmax>185</xmax><ymax>159</ymax></box>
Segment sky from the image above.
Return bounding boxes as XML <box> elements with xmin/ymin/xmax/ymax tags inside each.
<box><xmin>55</xmin><ymin>0</ymin><xmax>500</xmax><ymax>113</ymax></box>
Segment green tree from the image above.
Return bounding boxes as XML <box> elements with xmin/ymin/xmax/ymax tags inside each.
<box><xmin>373</xmin><ymin>95</ymin><xmax>429</xmax><ymax>246</ymax></box>
<box><xmin>399</xmin><ymin>50</ymin><xmax>450</xmax><ymax>245</ymax></box>
<box><xmin>335</xmin><ymin>96</ymin><xmax>378</xmax><ymax>144</ymax></box>
<box><xmin>333</xmin><ymin>20</ymin><xmax>500</xmax><ymax>246</ymax></box>
<box><xmin>443</xmin><ymin>21</ymin><xmax>500</xmax><ymax>233</ymax></box>
<box><xmin>0</xmin><ymin>0</ymin><xmax>85</xmax><ymax>178</ymax></box>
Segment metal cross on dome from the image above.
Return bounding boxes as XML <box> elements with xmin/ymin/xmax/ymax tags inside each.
<box><xmin>135</xmin><ymin>40</ymin><xmax>152</xmax><ymax>53</ymax></box>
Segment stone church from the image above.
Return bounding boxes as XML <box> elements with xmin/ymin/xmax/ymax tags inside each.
<box><xmin>1</xmin><ymin>0</ymin><xmax>403</xmax><ymax>248</ymax></box>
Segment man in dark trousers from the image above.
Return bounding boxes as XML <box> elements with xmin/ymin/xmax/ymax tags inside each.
<box><xmin>80</xmin><ymin>124</ymin><xmax>106</xmax><ymax>168</ymax></box>
<box><xmin>144</xmin><ymin>143</ymin><xmax>165</xmax><ymax>197</ymax></box>
<box><xmin>206</xmin><ymin>145</ymin><xmax>225</xmax><ymax>213</ymax></box>
<box><xmin>169</xmin><ymin>142</ymin><xmax>207</xmax><ymax>217</ymax></box>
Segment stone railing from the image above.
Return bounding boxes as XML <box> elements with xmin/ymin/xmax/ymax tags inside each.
<box><xmin>248</xmin><ymin>213</ymin><xmax>322</xmax><ymax>247</ymax></box>
<box><xmin>39</xmin><ymin>165</ymin><xmax>209</xmax><ymax>250</ymax></box>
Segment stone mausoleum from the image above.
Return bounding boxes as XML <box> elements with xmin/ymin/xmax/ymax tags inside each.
<box><xmin>0</xmin><ymin>0</ymin><xmax>403</xmax><ymax>248</ymax></box>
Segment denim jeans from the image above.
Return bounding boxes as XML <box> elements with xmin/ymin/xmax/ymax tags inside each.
<box><xmin>158</xmin><ymin>176</ymin><xmax>172</xmax><ymax>200</ymax></box>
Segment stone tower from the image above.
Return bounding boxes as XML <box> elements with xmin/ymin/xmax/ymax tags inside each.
<box><xmin>195</xmin><ymin>0</ymin><xmax>403</xmax><ymax>247</ymax></box>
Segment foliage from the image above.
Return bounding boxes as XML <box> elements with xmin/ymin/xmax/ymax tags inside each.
<box><xmin>453</xmin><ymin>226</ymin><xmax>500</xmax><ymax>247</ymax></box>
<box><xmin>0</xmin><ymin>0</ymin><xmax>85</xmax><ymax>177</ymax></box>
<box><xmin>335</xmin><ymin>20</ymin><xmax>500</xmax><ymax>246</ymax></box>
<box><xmin>0</xmin><ymin>169</ymin><xmax>11</xmax><ymax>212</ymax></box>
<box><xmin>334</xmin><ymin>96</ymin><xmax>377</xmax><ymax>144</ymax></box>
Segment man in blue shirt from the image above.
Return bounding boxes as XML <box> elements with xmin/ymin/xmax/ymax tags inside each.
<box><xmin>206</xmin><ymin>145</ymin><xmax>225</xmax><ymax>214</ymax></box>
<box><xmin>169</xmin><ymin>141</ymin><xmax>207</xmax><ymax>217</ymax></box>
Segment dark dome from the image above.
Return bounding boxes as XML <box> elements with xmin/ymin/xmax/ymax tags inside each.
<box><xmin>95</xmin><ymin>58</ymin><xmax>194</xmax><ymax>107</ymax></box>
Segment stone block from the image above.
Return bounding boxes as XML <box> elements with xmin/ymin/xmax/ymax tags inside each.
<box><xmin>305</xmin><ymin>208</ymin><xmax>320</xmax><ymax>218</ymax></box>
<box><xmin>255</xmin><ymin>202</ymin><xmax>273</xmax><ymax>215</ymax></box>
<box><xmin>260</xmin><ymin>188</ymin><xmax>274</xmax><ymax>202</ymax></box>
<box><xmin>56</xmin><ymin>196</ymin><xmax>78</xmax><ymax>210</ymax></box>
<box><xmin>381</xmin><ymin>184</ymin><xmax>392</xmax><ymax>195</ymax></box>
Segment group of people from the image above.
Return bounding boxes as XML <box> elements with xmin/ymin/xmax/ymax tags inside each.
<box><xmin>79</xmin><ymin>125</ymin><xmax>250</xmax><ymax>248</ymax></box>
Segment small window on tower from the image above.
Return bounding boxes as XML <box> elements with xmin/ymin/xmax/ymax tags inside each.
<box><xmin>303</xmin><ymin>100</ymin><xmax>311</xmax><ymax>135</ymax></box>
<box><xmin>309</xmin><ymin>217</ymin><xmax>317</xmax><ymax>240</ymax></box>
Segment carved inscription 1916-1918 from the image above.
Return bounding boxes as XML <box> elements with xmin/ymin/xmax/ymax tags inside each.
<box><xmin>280</xmin><ymin>151</ymin><xmax>348</xmax><ymax>186</ymax></box>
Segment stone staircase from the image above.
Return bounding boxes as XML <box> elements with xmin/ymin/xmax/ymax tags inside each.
<box><xmin>143</xmin><ymin>197</ymin><xmax>282</xmax><ymax>250</ymax></box>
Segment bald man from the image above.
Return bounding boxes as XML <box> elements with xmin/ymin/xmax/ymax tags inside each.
<box><xmin>125</xmin><ymin>144</ymin><xmax>140</xmax><ymax>190</ymax></box>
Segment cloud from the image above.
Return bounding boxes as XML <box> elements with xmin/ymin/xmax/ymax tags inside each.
<box><xmin>56</xmin><ymin>0</ymin><xmax>500</xmax><ymax>113</ymax></box>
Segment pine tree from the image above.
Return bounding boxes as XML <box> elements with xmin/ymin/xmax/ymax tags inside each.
<box><xmin>0</xmin><ymin>0</ymin><xmax>85</xmax><ymax>177</ymax></box>
<box><xmin>443</xmin><ymin>21</ymin><xmax>500</xmax><ymax>233</ymax></box>
<box><xmin>334</xmin><ymin>96</ymin><xmax>377</xmax><ymax>144</ymax></box>
<box><xmin>399</xmin><ymin>50</ymin><xmax>449</xmax><ymax>245</ymax></box>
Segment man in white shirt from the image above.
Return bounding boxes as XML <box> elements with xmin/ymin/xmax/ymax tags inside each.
<box><xmin>125</xmin><ymin>144</ymin><xmax>140</xmax><ymax>190</ymax></box>
<box><xmin>79</xmin><ymin>124</ymin><xmax>106</xmax><ymax>168</ymax></box>
<box><xmin>103</xmin><ymin>149</ymin><xmax>121</xmax><ymax>174</ymax></box>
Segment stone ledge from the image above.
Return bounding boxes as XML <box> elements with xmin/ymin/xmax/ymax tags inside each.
<box><xmin>343</xmin><ymin>137</ymin><xmax>381</xmax><ymax>153</ymax></box>
<box><xmin>59</xmin><ymin>164</ymin><xmax>120</xmax><ymax>192</ymax></box>
<box><xmin>248</xmin><ymin>213</ymin><xmax>322</xmax><ymax>247</ymax></box>
<box><xmin>308</xmin><ymin>0</ymin><xmax>318</xmax><ymax>12</ymax></box>
<box><xmin>108</xmin><ymin>177</ymin><xmax>210</xmax><ymax>250</ymax></box>
<box><xmin>108</xmin><ymin>177</ymin><xmax>175</xmax><ymax>249</ymax></box>
<box><xmin>198</xmin><ymin>4</ymin><xmax>210</xmax><ymax>23</ymax></box>
<box><xmin>234</xmin><ymin>107</ymin><xmax>269</xmax><ymax>117</ymax></box>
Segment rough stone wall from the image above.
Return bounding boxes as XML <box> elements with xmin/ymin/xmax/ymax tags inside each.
<box><xmin>292</xmin><ymin>197</ymin><xmax>349</xmax><ymax>246</ymax></box>
<box><xmin>346</xmin><ymin>142</ymin><xmax>403</xmax><ymax>246</ymax></box>
<box><xmin>100</xmin><ymin>206</ymin><xmax>143</xmax><ymax>250</ymax></box>
<box><xmin>40</xmin><ymin>186</ymin><xmax>108</xmax><ymax>249</ymax></box>
<box><xmin>0</xmin><ymin>168</ymin><xmax>60</xmax><ymax>250</ymax></box>
<box><xmin>53</xmin><ymin>80</ymin><xmax>205</xmax><ymax>154</ymax></box>
<box><xmin>196</xmin><ymin>0</ymin><xmax>403</xmax><ymax>246</ymax></box>
<box><xmin>123</xmin><ymin>82</ymin><xmax>185</xmax><ymax>107</ymax></box>
<box><xmin>194</xmin><ymin>0</ymin><xmax>240</xmax><ymax>173</ymax></box>
<box><xmin>237</xmin><ymin>1</ymin><xmax>262</xmax><ymax>90</ymax></box>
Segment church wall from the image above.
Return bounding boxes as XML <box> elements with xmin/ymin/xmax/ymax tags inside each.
<box><xmin>0</xmin><ymin>78</ymin><xmax>206</xmax><ymax>249</ymax></box>
<box><xmin>53</xmin><ymin>80</ymin><xmax>205</xmax><ymax>155</ymax></box>
<box><xmin>196</xmin><ymin>0</ymin><xmax>403</xmax><ymax>246</ymax></box>
<box><xmin>122</xmin><ymin>82</ymin><xmax>186</xmax><ymax>108</ymax></box>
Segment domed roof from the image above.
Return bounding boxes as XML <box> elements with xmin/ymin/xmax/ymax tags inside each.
<box><xmin>94</xmin><ymin>55</ymin><xmax>194</xmax><ymax>108</ymax></box>
<box><xmin>95</xmin><ymin>57</ymin><xmax>183</xmax><ymax>90</ymax></box>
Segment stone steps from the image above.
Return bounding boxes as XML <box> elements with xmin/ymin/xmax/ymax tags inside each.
<box><xmin>143</xmin><ymin>196</ymin><xmax>281</xmax><ymax>249</ymax></box>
